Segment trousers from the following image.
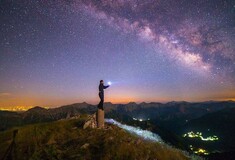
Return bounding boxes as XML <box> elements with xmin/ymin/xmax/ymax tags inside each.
<box><xmin>97</xmin><ymin>92</ymin><xmax>104</xmax><ymax>110</ymax></box>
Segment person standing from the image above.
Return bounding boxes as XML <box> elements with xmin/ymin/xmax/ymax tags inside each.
<box><xmin>97</xmin><ymin>80</ymin><xmax>109</xmax><ymax>128</ymax></box>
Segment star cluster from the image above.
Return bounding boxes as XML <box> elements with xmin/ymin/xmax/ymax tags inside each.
<box><xmin>0</xmin><ymin>0</ymin><xmax>235</xmax><ymax>108</ymax></box>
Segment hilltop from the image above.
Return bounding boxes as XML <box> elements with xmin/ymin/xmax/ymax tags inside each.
<box><xmin>0</xmin><ymin>115</ymin><xmax>190</xmax><ymax>160</ymax></box>
<box><xmin>1</xmin><ymin>101</ymin><xmax>235</xmax><ymax>159</ymax></box>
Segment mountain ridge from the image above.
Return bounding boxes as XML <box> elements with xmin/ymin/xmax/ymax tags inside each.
<box><xmin>1</xmin><ymin>101</ymin><xmax>235</xmax><ymax>131</ymax></box>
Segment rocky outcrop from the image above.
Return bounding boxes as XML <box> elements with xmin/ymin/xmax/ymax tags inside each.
<box><xmin>83</xmin><ymin>109</ymin><xmax>105</xmax><ymax>129</ymax></box>
<box><xmin>81</xmin><ymin>143</ymin><xmax>89</xmax><ymax>149</ymax></box>
<box><xmin>83</xmin><ymin>113</ymin><xmax>97</xmax><ymax>129</ymax></box>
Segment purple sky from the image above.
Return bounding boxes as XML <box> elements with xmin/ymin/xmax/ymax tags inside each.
<box><xmin>0</xmin><ymin>0</ymin><xmax>235</xmax><ymax>108</ymax></box>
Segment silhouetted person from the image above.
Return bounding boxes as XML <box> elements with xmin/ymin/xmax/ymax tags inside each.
<box><xmin>97</xmin><ymin>80</ymin><xmax>109</xmax><ymax>128</ymax></box>
<box><xmin>97</xmin><ymin>80</ymin><xmax>109</xmax><ymax>110</ymax></box>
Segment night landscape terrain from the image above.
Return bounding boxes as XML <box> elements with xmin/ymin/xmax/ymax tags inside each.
<box><xmin>1</xmin><ymin>0</ymin><xmax>235</xmax><ymax>159</ymax></box>
<box><xmin>1</xmin><ymin>101</ymin><xmax>235</xmax><ymax>159</ymax></box>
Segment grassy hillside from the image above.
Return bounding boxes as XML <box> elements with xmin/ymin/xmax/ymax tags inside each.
<box><xmin>0</xmin><ymin>115</ymin><xmax>190</xmax><ymax>160</ymax></box>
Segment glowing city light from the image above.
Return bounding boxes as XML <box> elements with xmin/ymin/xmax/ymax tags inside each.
<box><xmin>132</xmin><ymin>117</ymin><xmax>150</xmax><ymax>122</ymax></box>
<box><xmin>194</xmin><ymin>148</ymin><xmax>209</xmax><ymax>155</ymax></box>
<box><xmin>106</xmin><ymin>119</ymin><xmax>200</xmax><ymax>159</ymax></box>
<box><xmin>183</xmin><ymin>131</ymin><xmax>219</xmax><ymax>141</ymax></box>
<box><xmin>189</xmin><ymin>145</ymin><xmax>210</xmax><ymax>155</ymax></box>
<box><xmin>0</xmin><ymin>106</ymin><xmax>49</xmax><ymax>111</ymax></box>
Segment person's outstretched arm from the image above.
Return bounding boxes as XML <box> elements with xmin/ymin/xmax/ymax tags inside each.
<box><xmin>103</xmin><ymin>85</ymin><xmax>109</xmax><ymax>89</ymax></box>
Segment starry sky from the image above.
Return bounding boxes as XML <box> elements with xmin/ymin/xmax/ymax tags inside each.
<box><xmin>0</xmin><ymin>0</ymin><xmax>235</xmax><ymax>108</ymax></box>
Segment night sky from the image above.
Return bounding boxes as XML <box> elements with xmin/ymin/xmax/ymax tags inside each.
<box><xmin>0</xmin><ymin>0</ymin><xmax>235</xmax><ymax>108</ymax></box>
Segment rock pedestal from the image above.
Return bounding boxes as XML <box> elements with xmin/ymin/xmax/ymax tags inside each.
<box><xmin>97</xmin><ymin>108</ymin><xmax>104</xmax><ymax>128</ymax></box>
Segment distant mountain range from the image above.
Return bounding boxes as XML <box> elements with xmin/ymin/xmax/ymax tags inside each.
<box><xmin>1</xmin><ymin>101</ymin><xmax>235</xmax><ymax>159</ymax></box>
<box><xmin>1</xmin><ymin>101</ymin><xmax>234</xmax><ymax>136</ymax></box>
<box><xmin>0</xmin><ymin>102</ymin><xmax>95</xmax><ymax>131</ymax></box>
<box><xmin>1</xmin><ymin>101</ymin><xmax>234</xmax><ymax>131</ymax></box>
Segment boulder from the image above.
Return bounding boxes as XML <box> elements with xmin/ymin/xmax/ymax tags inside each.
<box><xmin>83</xmin><ymin>113</ymin><xmax>97</xmax><ymax>129</ymax></box>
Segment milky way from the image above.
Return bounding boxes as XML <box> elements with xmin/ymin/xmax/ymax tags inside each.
<box><xmin>0</xmin><ymin>0</ymin><xmax>235</xmax><ymax>107</ymax></box>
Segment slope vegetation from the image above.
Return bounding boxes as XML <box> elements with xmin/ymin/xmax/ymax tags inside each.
<box><xmin>0</xmin><ymin>116</ymin><xmax>189</xmax><ymax>160</ymax></box>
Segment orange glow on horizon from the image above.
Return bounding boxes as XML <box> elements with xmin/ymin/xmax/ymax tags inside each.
<box><xmin>0</xmin><ymin>92</ymin><xmax>234</xmax><ymax>111</ymax></box>
<box><xmin>0</xmin><ymin>106</ymin><xmax>49</xmax><ymax>111</ymax></box>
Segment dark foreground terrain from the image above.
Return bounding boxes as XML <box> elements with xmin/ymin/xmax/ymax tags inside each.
<box><xmin>1</xmin><ymin>101</ymin><xmax>235</xmax><ymax>159</ymax></box>
<box><xmin>0</xmin><ymin>115</ymin><xmax>189</xmax><ymax>160</ymax></box>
